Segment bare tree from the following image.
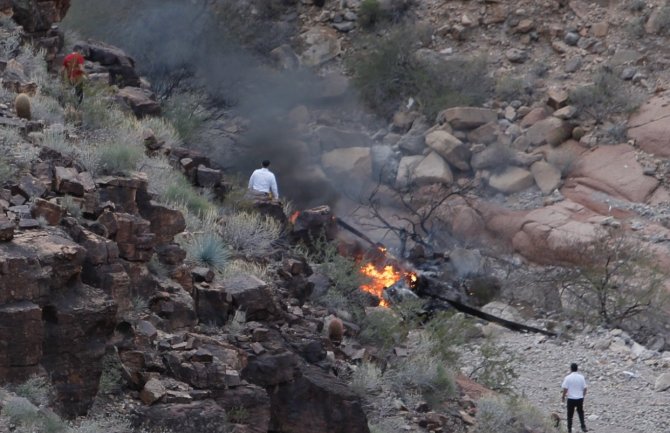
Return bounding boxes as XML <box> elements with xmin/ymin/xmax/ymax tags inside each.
<box><xmin>556</xmin><ymin>228</ymin><xmax>668</xmax><ymax>327</ymax></box>
<box><xmin>359</xmin><ymin>179</ymin><xmax>474</xmax><ymax>258</ymax></box>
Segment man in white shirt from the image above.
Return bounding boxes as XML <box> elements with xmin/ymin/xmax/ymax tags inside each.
<box><xmin>561</xmin><ymin>363</ymin><xmax>588</xmax><ymax>433</ymax></box>
<box><xmin>248</xmin><ymin>160</ymin><xmax>279</xmax><ymax>199</ymax></box>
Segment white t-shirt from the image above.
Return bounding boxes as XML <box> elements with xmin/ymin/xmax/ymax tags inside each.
<box><xmin>248</xmin><ymin>167</ymin><xmax>279</xmax><ymax>198</ymax></box>
<box><xmin>562</xmin><ymin>372</ymin><xmax>587</xmax><ymax>399</ymax></box>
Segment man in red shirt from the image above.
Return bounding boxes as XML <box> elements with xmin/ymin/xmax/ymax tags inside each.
<box><xmin>62</xmin><ymin>50</ymin><xmax>86</xmax><ymax>105</ymax></box>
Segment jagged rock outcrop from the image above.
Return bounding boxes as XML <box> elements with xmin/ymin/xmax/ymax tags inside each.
<box><xmin>6</xmin><ymin>0</ymin><xmax>70</xmax><ymax>32</ymax></box>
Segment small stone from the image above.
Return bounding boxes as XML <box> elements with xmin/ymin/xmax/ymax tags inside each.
<box><xmin>505</xmin><ymin>48</ymin><xmax>527</xmax><ymax>63</ymax></box>
<box><xmin>565</xmin><ymin>56</ymin><xmax>582</xmax><ymax>73</ymax></box>
<box><xmin>621</xmin><ymin>67</ymin><xmax>637</xmax><ymax>80</ymax></box>
<box><xmin>564</xmin><ymin>32</ymin><xmax>580</xmax><ymax>46</ymax></box>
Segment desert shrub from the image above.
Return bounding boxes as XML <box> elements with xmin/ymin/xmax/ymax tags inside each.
<box><xmin>602</xmin><ymin>122</ymin><xmax>628</xmax><ymax>144</ymax></box>
<box><xmin>624</xmin><ymin>0</ymin><xmax>647</xmax><ymax>12</ymax></box>
<box><xmin>98</xmin><ymin>351</ymin><xmax>124</xmax><ymax>395</ymax></box>
<box><xmin>556</xmin><ymin>228</ymin><xmax>668</xmax><ymax>327</ymax></box>
<box><xmin>147</xmin><ymin>255</ymin><xmax>169</xmax><ymax>279</ymax></box>
<box><xmin>359</xmin><ymin>0</ymin><xmax>383</xmax><ymax>29</ymax></box>
<box><xmin>227</xmin><ymin>309</ymin><xmax>247</xmax><ymax>335</ymax></box>
<box><xmin>350</xmin><ymin>361</ymin><xmax>383</xmax><ymax>396</ymax></box>
<box><xmin>139</xmin><ymin>115</ymin><xmax>183</xmax><ymax>149</ymax></box>
<box><xmin>348</xmin><ymin>25</ymin><xmax>491</xmax><ymax>119</ymax></box>
<box><xmin>0</xmin><ymin>30</ymin><xmax>20</xmax><ymax>59</ymax></box>
<box><xmin>31</xmin><ymin>94</ymin><xmax>65</xmax><ymax>124</ymax></box>
<box><xmin>0</xmin><ymin>397</ymin><xmax>41</xmax><ymax>426</ymax></box>
<box><xmin>654</xmin><ymin>3</ymin><xmax>670</xmax><ymax>35</ymax></box>
<box><xmin>385</xmin><ymin>333</ymin><xmax>457</xmax><ymax>406</ymax></box>
<box><xmin>469</xmin><ymin>341</ymin><xmax>518</xmax><ymax>393</ymax></box>
<box><xmin>162</xmin><ymin>92</ymin><xmax>206</xmax><ymax>142</ymax></box>
<box><xmin>220</xmin><ymin>259</ymin><xmax>269</xmax><ymax>280</ymax></box>
<box><xmin>219</xmin><ymin>210</ymin><xmax>281</xmax><ymax>255</ymax></box>
<box><xmin>164</xmin><ymin>175</ymin><xmax>216</xmax><ymax>216</ymax></box>
<box><xmin>96</xmin><ymin>142</ymin><xmax>143</xmax><ymax>175</ymax></box>
<box><xmin>184</xmin><ymin>233</ymin><xmax>230</xmax><ymax>271</ymax></box>
<box><xmin>495</xmin><ymin>75</ymin><xmax>525</xmax><ymax>102</ymax></box>
<box><xmin>0</xmin><ymin>157</ymin><xmax>13</xmax><ymax>184</ymax></box>
<box><xmin>475</xmin><ymin>395</ymin><xmax>554</xmax><ymax>433</ymax></box>
<box><xmin>359</xmin><ymin>308</ymin><xmax>407</xmax><ymax>350</ymax></box>
<box><xmin>569</xmin><ymin>67</ymin><xmax>644</xmax><ymax>123</ymax></box>
<box><xmin>14</xmin><ymin>376</ymin><xmax>53</xmax><ymax>407</ymax></box>
<box><xmin>425</xmin><ymin>311</ymin><xmax>476</xmax><ymax>363</ymax></box>
<box><xmin>79</xmin><ymin>84</ymin><xmax>125</xmax><ymax>130</ymax></box>
<box><xmin>59</xmin><ymin>195</ymin><xmax>82</xmax><ymax>219</ymax></box>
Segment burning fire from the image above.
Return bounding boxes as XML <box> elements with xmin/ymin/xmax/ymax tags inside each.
<box><xmin>289</xmin><ymin>211</ymin><xmax>300</xmax><ymax>225</ymax></box>
<box><xmin>359</xmin><ymin>263</ymin><xmax>417</xmax><ymax>307</ymax></box>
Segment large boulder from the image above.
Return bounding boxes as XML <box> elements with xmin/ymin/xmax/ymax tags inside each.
<box><xmin>74</xmin><ymin>40</ymin><xmax>140</xmax><ymax>87</ymax></box>
<box><xmin>116</xmin><ymin>87</ymin><xmax>162</xmax><ymax>118</ymax></box>
<box><xmin>411</xmin><ymin>152</ymin><xmax>453</xmax><ymax>185</ymax></box>
<box><xmin>439</xmin><ymin>107</ymin><xmax>497</xmax><ymax>130</ymax></box>
<box><xmin>525</xmin><ymin>117</ymin><xmax>572</xmax><ymax>147</ymax></box>
<box><xmin>0</xmin><ymin>301</ymin><xmax>43</xmax><ymax>382</ymax></box>
<box><xmin>269</xmin><ymin>365</ymin><xmax>370</xmax><ymax>433</ymax></box>
<box><xmin>41</xmin><ymin>285</ymin><xmax>117</xmax><ymax>417</ymax></box>
<box><xmin>395</xmin><ymin>155</ymin><xmax>424</xmax><ymax>189</ymax></box>
<box><xmin>300</xmin><ymin>26</ymin><xmax>341</xmax><ymax>67</ymax></box>
<box><xmin>531</xmin><ymin>161</ymin><xmax>562</xmax><ymax>194</ymax></box>
<box><xmin>488</xmin><ymin>167</ymin><xmax>534</xmax><ymax>194</ymax></box>
<box><xmin>567</xmin><ymin>143</ymin><xmax>659</xmax><ymax>203</ymax></box>
<box><xmin>10</xmin><ymin>0</ymin><xmax>70</xmax><ymax>32</ymax></box>
<box><xmin>222</xmin><ymin>275</ymin><xmax>280</xmax><ymax>321</ymax></box>
<box><xmin>370</xmin><ymin>145</ymin><xmax>399</xmax><ymax>186</ymax></box>
<box><xmin>425</xmin><ymin>130</ymin><xmax>471</xmax><ymax>171</ymax></box>
<box><xmin>629</xmin><ymin>92</ymin><xmax>670</xmax><ymax>157</ymax></box>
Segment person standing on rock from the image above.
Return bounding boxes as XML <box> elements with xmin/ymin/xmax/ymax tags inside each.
<box><xmin>248</xmin><ymin>160</ymin><xmax>279</xmax><ymax>200</ymax></box>
<box><xmin>62</xmin><ymin>48</ymin><xmax>87</xmax><ymax>105</ymax></box>
<box><xmin>562</xmin><ymin>363</ymin><xmax>588</xmax><ymax>433</ymax></box>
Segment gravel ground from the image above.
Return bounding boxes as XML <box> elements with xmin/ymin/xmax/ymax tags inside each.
<box><xmin>464</xmin><ymin>327</ymin><xmax>670</xmax><ymax>433</ymax></box>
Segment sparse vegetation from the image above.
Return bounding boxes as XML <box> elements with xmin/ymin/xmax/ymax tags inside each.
<box><xmin>184</xmin><ymin>233</ymin><xmax>230</xmax><ymax>271</ymax></box>
<box><xmin>162</xmin><ymin>92</ymin><xmax>206</xmax><ymax>142</ymax></box>
<box><xmin>219</xmin><ymin>210</ymin><xmax>281</xmax><ymax>255</ymax></box>
<box><xmin>96</xmin><ymin>141</ymin><xmax>143</xmax><ymax>175</ymax></box>
<box><xmin>97</xmin><ymin>350</ymin><xmax>124</xmax><ymax>395</ymax></box>
<box><xmin>474</xmin><ymin>395</ymin><xmax>555</xmax><ymax>433</ymax></box>
<box><xmin>14</xmin><ymin>375</ymin><xmax>53</xmax><ymax>407</ymax></box>
<box><xmin>546</xmin><ymin>147</ymin><xmax>578</xmax><ymax>178</ymax></box>
<box><xmin>468</xmin><ymin>340</ymin><xmax>519</xmax><ymax>393</ymax></box>
<box><xmin>569</xmin><ymin>67</ymin><xmax>644</xmax><ymax>123</ymax></box>
<box><xmin>348</xmin><ymin>24</ymin><xmax>491</xmax><ymax>119</ymax></box>
<box><xmin>556</xmin><ymin>228</ymin><xmax>668</xmax><ymax>327</ymax></box>
<box><xmin>495</xmin><ymin>75</ymin><xmax>525</xmax><ymax>102</ymax></box>
<box><xmin>359</xmin><ymin>308</ymin><xmax>407</xmax><ymax>350</ymax></box>
<box><xmin>350</xmin><ymin>361</ymin><xmax>383</xmax><ymax>396</ymax></box>
<box><xmin>358</xmin><ymin>0</ymin><xmax>383</xmax><ymax>29</ymax></box>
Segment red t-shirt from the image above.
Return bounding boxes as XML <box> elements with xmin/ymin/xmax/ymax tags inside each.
<box><xmin>63</xmin><ymin>52</ymin><xmax>85</xmax><ymax>81</ymax></box>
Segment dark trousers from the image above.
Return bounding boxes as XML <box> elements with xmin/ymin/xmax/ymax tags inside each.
<box><xmin>567</xmin><ymin>398</ymin><xmax>586</xmax><ymax>432</ymax></box>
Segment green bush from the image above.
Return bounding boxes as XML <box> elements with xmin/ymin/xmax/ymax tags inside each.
<box><xmin>469</xmin><ymin>341</ymin><xmax>518</xmax><ymax>393</ymax></box>
<box><xmin>97</xmin><ymin>142</ymin><xmax>143</xmax><ymax>175</ymax></box>
<box><xmin>164</xmin><ymin>175</ymin><xmax>215</xmax><ymax>216</ymax></box>
<box><xmin>14</xmin><ymin>376</ymin><xmax>53</xmax><ymax>407</ymax></box>
<box><xmin>348</xmin><ymin>25</ymin><xmax>491</xmax><ymax>120</ymax></box>
<box><xmin>184</xmin><ymin>233</ymin><xmax>230</xmax><ymax>271</ymax></box>
<box><xmin>475</xmin><ymin>395</ymin><xmax>554</xmax><ymax>433</ymax></box>
<box><xmin>358</xmin><ymin>0</ymin><xmax>382</xmax><ymax>29</ymax></box>
<box><xmin>98</xmin><ymin>351</ymin><xmax>124</xmax><ymax>395</ymax></box>
<box><xmin>162</xmin><ymin>92</ymin><xmax>206</xmax><ymax>142</ymax></box>
<box><xmin>569</xmin><ymin>67</ymin><xmax>644</xmax><ymax>123</ymax></box>
<box><xmin>359</xmin><ymin>308</ymin><xmax>407</xmax><ymax>350</ymax></box>
<box><xmin>350</xmin><ymin>361</ymin><xmax>383</xmax><ymax>396</ymax></box>
<box><xmin>219</xmin><ymin>210</ymin><xmax>282</xmax><ymax>255</ymax></box>
<box><xmin>495</xmin><ymin>76</ymin><xmax>525</xmax><ymax>102</ymax></box>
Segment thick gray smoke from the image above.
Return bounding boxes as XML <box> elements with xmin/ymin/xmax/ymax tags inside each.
<box><xmin>63</xmin><ymin>0</ymin><xmax>346</xmax><ymax>208</ymax></box>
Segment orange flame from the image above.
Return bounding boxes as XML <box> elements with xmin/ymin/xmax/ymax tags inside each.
<box><xmin>359</xmin><ymin>263</ymin><xmax>419</xmax><ymax>307</ymax></box>
<box><xmin>289</xmin><ymin>211</ymin><xmax>300</xmax><ymax>224</ymax></box>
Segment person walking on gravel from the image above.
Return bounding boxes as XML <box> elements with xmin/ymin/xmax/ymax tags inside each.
<box><xmin>562</xmin><ymin>363</ymin><xmax>588</xmax><ymax>433</ymax></box>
